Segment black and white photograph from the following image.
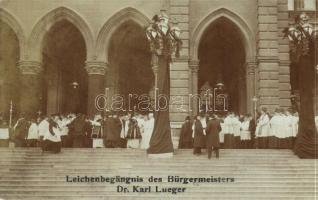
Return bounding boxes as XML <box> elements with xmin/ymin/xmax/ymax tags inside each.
<box><xmin>0</xmin><ymin>0</ymin><xmax>317</xmax><ymax>199</ymax></box>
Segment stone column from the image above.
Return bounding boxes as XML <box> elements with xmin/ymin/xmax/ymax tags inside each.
<box><xmin>18</xmin><ymin>61</ymin><xmax>42</xmax><ymax>118</ymax></box>
<box><xmin>85</xmin><ymin>61</ymin><xmax>107</xmax><ymax>117</ymax></box>
<box><xmin>257</xmin><ymin>0</ymin><xmax>280</xmax><ymax>112</ymax></box>
<box><xmin>245</xmin><ymin>60</ymin><xmax>257</xmax><ymax>114</ymax></box>
<box><xmin>278</xmin><ymin>0</ymin><xmax>291</xmax><ymax>109</ymax></box>
<box><xmin>189</xmin><ymin>59</ymin><xmax>199</xmax><ymax>116</ymax></box>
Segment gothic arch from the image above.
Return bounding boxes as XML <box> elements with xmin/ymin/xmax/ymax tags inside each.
<box><xmin>191</xmin><ymin>8</ymin><xmax>256</xmax><ymax>62</ymax></box>
<box><xmin>0</xmin><ymin>8</ymin><xmax>26</xmax><ymax>60</ymax></box>
<box><xmin>28</xmin><ymin>6</ymin><xmax>94</xmax><ymax>62</ymax></box>
<box><xmin>96</xmin><ymin>7</ymin><xmax>151</xmax><ymax>62</ymax></box>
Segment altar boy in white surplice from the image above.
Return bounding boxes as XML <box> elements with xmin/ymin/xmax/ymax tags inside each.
<box><xmin>140</xmin><ymin>113</ymin><xmax>154</xmax><ymax>149</ymax></box>
<box><xmin>223</xmin><ymin>112</ymin><xmax>235</xmax><ymax>149</ymax></box>
<box><xmin>255</xmin><ymin>107</ymin><xmax>270</xmax><ymax>148</ymax></box>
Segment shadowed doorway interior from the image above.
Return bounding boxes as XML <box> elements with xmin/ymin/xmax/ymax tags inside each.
<box><xmin>41</xmin><ymin>20</ymin><xmax>88</xmax><ymax>116</ymax></box>
<box><xmin>198</xmin><ymin>17</ymin><xmax>247</xmax><ymax>114</ymax></box>
<box><xmin>108</xmin><ymin>20</ymin><xmax>154</xmax><ymax>112</ymax></box>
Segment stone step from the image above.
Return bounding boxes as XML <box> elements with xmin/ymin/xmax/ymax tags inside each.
<box><xmin>0</xmin><ymin>163</ymin><xmax>314</xmax><ymax>168</ymax></box>
<box><xmin>3</xmin><ymin>156</ymin><xmax>301</xmax><ymax>159</ymax></box>
<box><xmin>0</xmin><ymin>150</ymin><xmax>298</xmax><ymax>154</ymax></box>
<box><xmin>0</xmin><ymin>148</ymin><xmax>315</xmax><ymax>199</ymax></box>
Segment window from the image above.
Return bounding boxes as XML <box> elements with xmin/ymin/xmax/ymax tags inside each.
<box><xmin>288</xmin><ymin>0</ymin><xmax>316</xmax><ymax>11</ymax></box>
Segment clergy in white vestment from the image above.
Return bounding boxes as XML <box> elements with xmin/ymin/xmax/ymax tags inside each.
<box><xmin>38</xmin><ymin>117</ymin><xmax>61</xmax><ymax>153</ymax></box>
<box><xmin>126</xmin><ymin>113</ymin><xmax>141</xmax><ymax>149</ymax></box>
<box><xmin>0</xmin><ymin>120</ymin><xmax>10</xmax><ymax>147</ymax></box>
<box><xmin>268</xmin><ymin>109</ymin><xmax>280</xmax><ymax>149</ymax></box>
<box><xmin>223</xmin><ymin>112</ymin><xmax>235</xmax><ymax>149</ymax></box>
<box><xmin>284</xmin><ymin>109</ymin><xmax>294</xmax><ymax>149</ymax></box>
<box><xmin>240</xmin><ymin>115</ymin><xmax>251</xmax><ymax>149</ymax></box>
<box><xmin>233</xmin><ymin>115</ymin><xmax>241</xmax><ymax>148</ymax></box>
<box><xmin>255</xmin><ymin>107</ymin><xmax>270</xmax><ymax>148</ymax></box>
<box><xmin>27</xmin><ymin>119</ymin><xmax>39</xmax><ymax>147</ymax></box>
<box><xmin>140</xmin><ymin>113</ymin><xmax>154</xmax><ymax>149</ymax></box>
<box><xmin>291</xmin><ymin>112</ymin><xmax>299</xmax><ymax>147</ymax></box>
<box><xmin>219</xmin><ymin>122</ymin><xmax>225</xmax><ymax>144</ymax></box>
<box><xmin>90</xmin><ymin>114</ymin><xmax>103</xmax><ymax>148</ymax></box>
<box><xmin>275</xmin><ymin>108</ymin><xmax>289</xmax><ymax>149</ymax></box>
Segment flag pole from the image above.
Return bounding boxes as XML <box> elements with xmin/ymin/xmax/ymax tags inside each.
<box><xmin>9</xmin><ymin>100</ymin><xmax>13</xmax><ymax>128</ymax></box>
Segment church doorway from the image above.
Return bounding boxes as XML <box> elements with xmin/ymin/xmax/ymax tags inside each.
<box><xmin>198</xmin><ymin>17</ymin><xmax>247</xmax><ymax>114</ymax></box>
<box><xmin>41</xmin><ymin>20</ymin><xmax>88</xmax><ymax>115</ymax></box>
<box><xmin>108</xmin><ymin>20</ymin><xmax>154</xmax><ymax>112</ymax></box>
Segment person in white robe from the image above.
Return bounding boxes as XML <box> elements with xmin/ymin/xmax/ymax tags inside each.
<box><xmin>27</xmin><ymin>119</ymin><xmax>39</xmax><ymax>147</ymax></box>
<box><xmin>219</xmin><ymin>121</ymin><xmax>225</xmax><ymax>145</ymax></box>
<box><xmin>291</xmin><ymin>112</ymin><xmax>299</xmax><ymax>147</ymax></box>
<box><xmin>268</xmin><ymin>109</ymin><xmax>280</xmax><ymax>149</ymax></box>
<box><xmin>240</xmin><ymin>115</ymin><xmax>251</xmax><ymax>148</ymax></box>
<box><xmin>90</xmin><ymin>114</ymin><xmax>103</xmax><ymax>148</ymax></box>
<box><xmin>223</xmin><ymin>112</ymin><xmax>235</xmax><ymax>148</ymax></box>
<box><xmin>284</xmin><ymin>109</ymin><xmax>294</xmax><ymax>149</ymax></box>
<box><xmin>255</xmin><ymin>107</ymin><xmax>270</xmax><ymax>148</ymax></box>
<box><xmin>275</xmin><ymin>108</ymin><xmax>289</xmax><ymax>149</ymax></box>
<box><xmin>233</xmin><ymin>115</ymin><xmax>241</xmax><ymax>148</ymax></box>
<box><xmin>126</xmin><ymin>113</ymin><xmax>141</xmax><ymax>149</ymax></box>
<box><xmin>140</xmin><ymin>113</ymin><xmax>154</xmax><ymax>149</ymax></box>
<box><xmin>0</xmin><ymin>120</ymin><xmax>10</xmax><ymax>147</ymax></box>
<box><xmin>38</xmin><ymin>117</ymin><xmax>61</xmax><ymax>153</ymax></box>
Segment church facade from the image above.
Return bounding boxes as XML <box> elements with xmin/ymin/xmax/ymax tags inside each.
<box><xmin>0</xmin><ymin>0</ymin><xmax>317</xmax><ymax>134</ymax></box>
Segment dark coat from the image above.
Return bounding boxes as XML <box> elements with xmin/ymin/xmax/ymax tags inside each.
<box><xmin>178</xmin><ymin>120</ymin><xmax>193</xmax><ymax>148</ymax></box>
<box><xmin>126</xmin><ymin>118</ymin><xmax>141</xmax><ymax>139</ymax></box>
<box><xmin>70</xmin><ymin>116</ymin><xmax>87</xmax><ymax>136</ymax></box>
<box><xmin>205</xmin><ymin>119</ymin><xmax>222</xmax><ymax>148</ymax></box>
<box><xmin>104</xmin><ymin>117</ymin><xmax>121</xmax><ymax>142</ymax></box>
<box><xmin>14</xmin><ymin>118</ymin><xmax>30</xmax><ymax>140</ymax></box>
<box><xmin>193</xmin><ymin>120</ymin><xmax>205</xmax><ymax>148</ymax></box>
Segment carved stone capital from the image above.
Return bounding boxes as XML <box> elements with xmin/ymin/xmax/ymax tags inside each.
<box><xmin>152</xmin><ymin>65</ymin><xmax>159</xmax><ymax>74</ymax></box>
<box><xmin>85</xmin><ymin>61</ymin><xmax>108</xmax><ymax>75</ymax></box>
<box><xmin>151</xmin><ymin>54</ymin><xmax>159</xmax><ymax>67</ymax></box>
<box><xmin>189</xmin><ymin>59</ymin><xmax>199</xmax><ymax>73</ymax></box>
<box><xmin>17</xmin><ymin>61</ymin><xmax>42</xmax><ymax>75</ymax></box>
<box><xmin>245</xmin><ymin>61</ymin><xmax>257</xmax><ymax>75</ymax></box>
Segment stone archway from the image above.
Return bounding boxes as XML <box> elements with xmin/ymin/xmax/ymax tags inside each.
<box><xmin>0</xmin><ymin>8</ymin><xmax>26</xmax><ymax>60</ymax></box>
<box><xmin>41</xmin><ymin>20</ymin><xmax>88</xmax><ymax>115</ymax></box>
<box><xmin>107</xmin><ymin>20</ymin><xmax>154</xmax><ymax>111</ymax></box>
<box><xmin>190</xmin><ymin>8</ymin><xmax>257</xmax><ymax>115</ymax></box>
<box><xmin>0</xmin><ymin>9</ymin><xmax>24</xmax><ymax>119</ymax></box>
<box><xmin>28</xmin><ymin>6</ymin><xmax>94</xmax><ymax>62</ymax></box>
<box><xmin>95</xmin><ymin>7</ymin><xmax>151</xmax><ymax>63</ymax></box>
<box><xmin>96</xmin><ymin>7</ymin><xmax>154</xmax><ymax>112</ymax></box>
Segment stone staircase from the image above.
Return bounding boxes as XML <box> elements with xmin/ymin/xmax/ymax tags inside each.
<box><xmin>0</xmin><ymin>148</ymin><xmax>316</xmax><ymax>200</ymax></box>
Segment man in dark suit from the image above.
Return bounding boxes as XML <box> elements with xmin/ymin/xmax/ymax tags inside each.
<box><xmin>205</xmin><ymin>114</ymin><xmax>222</xmax><ymax>159</ymax></box>
<box><xmin>193</xmin><ymin>115</ymin><xmax>205</xmax><ymax>155</ymax></box>
<box><xmin>13</xmin><ymin>114</ymin><xmax>30</xmax><ymax>147</ymax></box>
<box><xmin>70</xmin><ymin>114</ymin><xmax>87</xmax><ymax>148</ymax></box>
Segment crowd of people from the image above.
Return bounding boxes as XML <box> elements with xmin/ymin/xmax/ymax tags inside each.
<box><xmin>0</xmin><ymin>106</ymin><xmax>313</xmax><ymax>158</ymax></box>
<box><xmin>178</xmin><ymin>107</ymin><xmax>301</xmax><ymax>156</ymax></box>
<box><xmin>1</xmin><ymin>112</ymin><xmax>155</xmax><ymax>153</ymax></box>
